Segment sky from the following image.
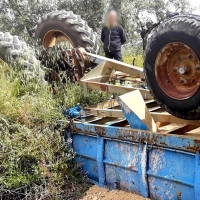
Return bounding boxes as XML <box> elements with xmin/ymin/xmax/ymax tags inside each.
<box><xmin>191</xmin><ymin>0</ymin><xmax>200</xmax><ymax>14</ymax></box>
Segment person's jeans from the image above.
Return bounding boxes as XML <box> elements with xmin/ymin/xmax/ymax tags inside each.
<box><xmin>105</xmin><ymin>51</ymin><xmax>123</xmax><ymax>62</ymax></box>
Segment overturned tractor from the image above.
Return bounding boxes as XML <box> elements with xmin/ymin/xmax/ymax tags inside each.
<box><xmin>1</xmin><ymin>10</ymin><xmax>200</xmax><ymax>120</ymax></box>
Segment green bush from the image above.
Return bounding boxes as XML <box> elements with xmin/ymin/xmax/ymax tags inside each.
<box><xmin>0</xmin><ymin>65</ymin><xmax>108</xmax><ymax>199</ymax></box>
<box><xmin>0</xmin><ymin>117</ymin><xmax>89</xmax><ymax>199</ymax></box>
<box><xmin>0</xmin><ymin>69</ymin><xmax>107</xmax><ymax>127</ymax></box>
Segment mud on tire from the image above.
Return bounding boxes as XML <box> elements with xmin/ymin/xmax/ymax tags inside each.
<box><xmin>33</xmin><ymin>10</ymin><xmax>98</xmax><ymax>54</ymax></box>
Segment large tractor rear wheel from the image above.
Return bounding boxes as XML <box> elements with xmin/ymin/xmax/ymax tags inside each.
<box><xmin>0</xmin><ymin>32</ymin><xmax>42</xmax><ymax>77</ymax></box>
<box><xmin>33</xmin><ymin>10</ymin><xmax>98</xmax><ymax>54</ymax></box>
<box><xmin>144</xmin><ymin>15</ymin><xmax>200</xmax><ymax>120</ymax></box>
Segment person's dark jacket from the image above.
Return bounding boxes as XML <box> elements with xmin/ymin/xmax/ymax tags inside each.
<box><xmin>101</xmin><ymin>25</ymin><xmax>126</xmax><ymax>52</ymax></box>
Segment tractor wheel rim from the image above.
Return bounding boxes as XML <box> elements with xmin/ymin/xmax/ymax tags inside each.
<box><xmin>42</xmin><ymin>30</ymin><xmax>74</xmax><ymax>48</ymax></box>
<box><xmin>155</xmin><ymin>42</ymin><xmax>200</xmax><ymax>100</ymax></box>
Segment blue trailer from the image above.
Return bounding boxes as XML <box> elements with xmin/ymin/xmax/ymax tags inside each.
<box><xmin>65</xmin><ymin>93</ymin><xmax>200</xmax><ymax>199</ymax></box>
<box><xmin>65</xmin><ymin>51</ymin><xmax>200</xmax><ymax>200</ymax></box>
<box><xmin>66</xmin><ymin>122</ymin><xmax>200</xmax><ymax>200</ymax></box>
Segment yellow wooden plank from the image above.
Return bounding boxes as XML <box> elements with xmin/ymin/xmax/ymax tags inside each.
<box><xmin>158</xmin><ymin>124</ymin><xmax>199</xmax><ymax>134</ymax></box>
<box><xmin>82</xmin><ymin>81</ymin><xmax>152</xmax><ymax>100</ymax></box>
<box><xmin>81</xmin><ymin>61</ymin><xmax>114</xmax><ymax>82</ymax></box>
<box><xmin>158</xmin><ymin>124</ymin><xmax>187</xmax><ymax>133</ymax></box>
<box><xmin>87</xmin><ymin>53</ymin><xmax>144</xmax><ymax>78</ymax></box>
<box><xmin>151</xmin><ymin>112</ymin><xmax>200</xmax><ymax>126</ymax></box>
<box><xmin>86</xmin><ymin>99</ymin><xmax>119</xmax><ymax>109</ymax></box>
<box><xmin>85</xmin><ymin>109</ymin><xmax>124</xmax><ymax>118</ymax></box>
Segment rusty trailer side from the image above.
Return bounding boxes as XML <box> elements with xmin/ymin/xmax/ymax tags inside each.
<box><xmin>66</xmin><ymin>120</ymin><xmax>200</xmax><ymax>200</ymax></box>
<box><xmin>66</xmin><ymin>95</ymin><xmax>200</xmax><ymax>200</ymax></box>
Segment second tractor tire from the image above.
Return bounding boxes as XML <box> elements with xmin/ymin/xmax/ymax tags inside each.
<box><xmin>33</xmin><ymin>10</ymin><xmax>98</xmax><ymax>54</ymax></box>
<box><xmin>144</xmin><ymin>15</ymin><xmax>200</xmax><ymax>120</ymax></box>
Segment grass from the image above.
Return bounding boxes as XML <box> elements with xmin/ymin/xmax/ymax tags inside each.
<box><xmin>123</xmin><ymin>54</ymin><xmax>144</xmax><ymax>67</ymax></box>
<box><xmin>0</xmin><ymin>65</ymin><xmax>107</xmax><ymax>127</ymax></box>
<box><xmin>0</xmin><ymin>62</ymin><xmax>108</xmax><ymax>199</ymax></box>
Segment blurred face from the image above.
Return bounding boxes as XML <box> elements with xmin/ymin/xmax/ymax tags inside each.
<box><xmin>107</xmin><ymin>11</ymin><xmax>118</xmax><ymax>27</ymax></box>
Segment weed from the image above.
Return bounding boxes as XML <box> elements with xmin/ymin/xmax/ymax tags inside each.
<box><xmin>0</xmin><ymin>63</ymin><xmax>107</xmax><ymax>199</ymax></box>
<box><xmin>123</xmin><ymin>54</ymin><xmax>144</xmax><ymax>67</ymax></box>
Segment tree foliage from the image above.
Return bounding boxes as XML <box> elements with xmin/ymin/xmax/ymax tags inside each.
<box><xmin>0</xmin><ymin>0</ymin><xmax>193</xmax><ymax>49</ymax></box>
<box><xmin>0</xmin><ymin>0</ymin><xmax>58</xmax><ymax>41</ymax></box>
<box><xmin>58</xmin><ymin>0</ymin><xmax>107</xmax><ymax>34</ymax></box>
<box><xmin>120</xmin><ymin>0</ymin><xmax>193</xmax><ymax>49</ymax></box>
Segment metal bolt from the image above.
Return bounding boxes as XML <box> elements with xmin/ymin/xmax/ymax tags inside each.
<box><xmin>196</xmin><ymin>66</ymin><xmax>200</xmax><ymax>70</ymax></box>
<box><xmin>189</xmin><ymin>55</ymin><xmax>193</xmax><ymax>59</ymax></box>
<box><xmin>179</xmin><ymin>66</ymin><xmax>187</xmax><ymax>75</ymax></box>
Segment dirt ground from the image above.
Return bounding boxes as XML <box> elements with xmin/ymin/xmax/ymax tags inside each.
<box><xmin>80</xmin><ymin>185</ymin><xmax>150</xmax><ymax>200</ymax></box>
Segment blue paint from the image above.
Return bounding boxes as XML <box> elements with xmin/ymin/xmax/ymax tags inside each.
<box><xmin>71</xmin><ymin>123</ymin><xmax>200</xmax><ymax>153</ymax></box>
<box><xmin>66</xmin><ymin>124</ymin><xmax>200</xmax><ymax>199</ymax></box>
<box><xmin>75</xmin><ymin>156</ymin><xmax>99</xmax><ymax>182</ymax></box>
<box><xmin>147</xmin><ymin>148</ymin><xmax>196</xmax><ymax>199</ymax></box>
<box><xmin>118</xmin><ymin>98</ymin><xmax>149</xmax><ymax>131</ymax></box>
<box><xmin>104</xmin><ymin>140</ymin><xmax>138</xmax><ymax>171</ymax></box>
<box><xmin>138</xmin><ymin>144</ymin><xmax>149</xmax><ymax>198</ymax></box>
<box><xmin>195</xmin><ymin>152</ymin><xmax>200</xmax><ymax>200</ymax></box>
<box><xmin>72</xmin><ymin>134</ymin><xmax>97</xmax><ymax>159</ymax></box>
<box><xmin>65</xmin><ymin>99</ymin><xmax>200</xmax><ymax>199</ymax></box>
<box><xmin>147</xmin><ymin>148</ymin><xmax>195</xmax><ymax>187</ymax></box>
<box><xmin>105</xmin><ymin>164</ymin><xmax>140</xmax><ymax>193</ymax></box>
<box><xmin>63</xmin><ymin>105</ymin><xmax>81</xmax><ymax>118</ymax></box>
<box><xmin>96</xmin><ymin>136</ymin><xmax>105</xmax><ymax>187</ymax></box>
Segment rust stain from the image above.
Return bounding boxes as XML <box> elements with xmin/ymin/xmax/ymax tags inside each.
<box><xmin>194</xmin><ymin>139</ymin><xmax>200</xmax><ymax>144</ymax></box>
<box><xmin>155</xmin><ymin>42</ymin><xmax>200</xmax><ymax>100</ymax></box>
<box><xmin>128</xmin><ymin>166</ymin><xmax>134</xmax><ymax>170</ymax></box>
<box><xmin>177</xmin><ymin>191</ymin><xmax>182</xmax><ymax>200</ymax></box>
<box><xmin>69</xmin><ymin>122</ymin><xmax>200</xmax><ymax>153</ymax></box>
<box><xmin>75</xmin><ymin>128</ymin><xmax>82</xmax><ymax>133</ymax></box>
<box><xmin>160</xmin><ymin>142</ymin><xmax>167</xmax><ymax>146</ymax></box>
<box><xmin>94</xmin><ymin>126</ymin><xmax>106</xmax><ymax>136</ymax></box>
<box><xmin>187</xmin><ymin>146</ymin><xmax>198</xmax><ymax>151</ymax></box>
<box><xmin>150</xmin><ymin>193</ymin><xmax>160</xmax><ymax>200</ymax></box>
<box><xmin>93</xmin><ymin>165</ymin><xmax>97</xmax><ymax>173</ymax></box>
<box><xmin>132</xmin><ymin>136</ymin><xmax>135</xmax><ymax>141</ymax></box>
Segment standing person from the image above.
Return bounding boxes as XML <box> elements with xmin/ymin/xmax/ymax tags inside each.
<box><xmin>101</xmin><ymin>10</ymin><xmax>126</xmax><ymax>62</ymax></box>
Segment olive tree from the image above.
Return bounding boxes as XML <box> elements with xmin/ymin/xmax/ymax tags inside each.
<box><xmin>0</xmin><ymin>0</ymin><xmax>193</xmax><ymax>49</ymax></box>
<box><xmin>120</xmin><ymin>0</ymin><xmax>193</xmax><ymax>50</ymax></box>
<box><xmin>58</xmin><ymin>0</ymin><xmax>107</xmax><ymax>33</ymax></box>
<box><xmin>0</xmin><ymin>0</ymin><xmax>58</xmax><ymax>42</ymax></box>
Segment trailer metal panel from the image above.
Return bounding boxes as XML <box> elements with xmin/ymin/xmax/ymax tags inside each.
<box><xmin>64</xmin><ymin>86</ymin><xmax>200</xmax><ymax>200</ymax></box>
<box><xmin>67</xmin><ymin>127</ymin><xmax>200</xmax><ymax>200</ymax></box>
